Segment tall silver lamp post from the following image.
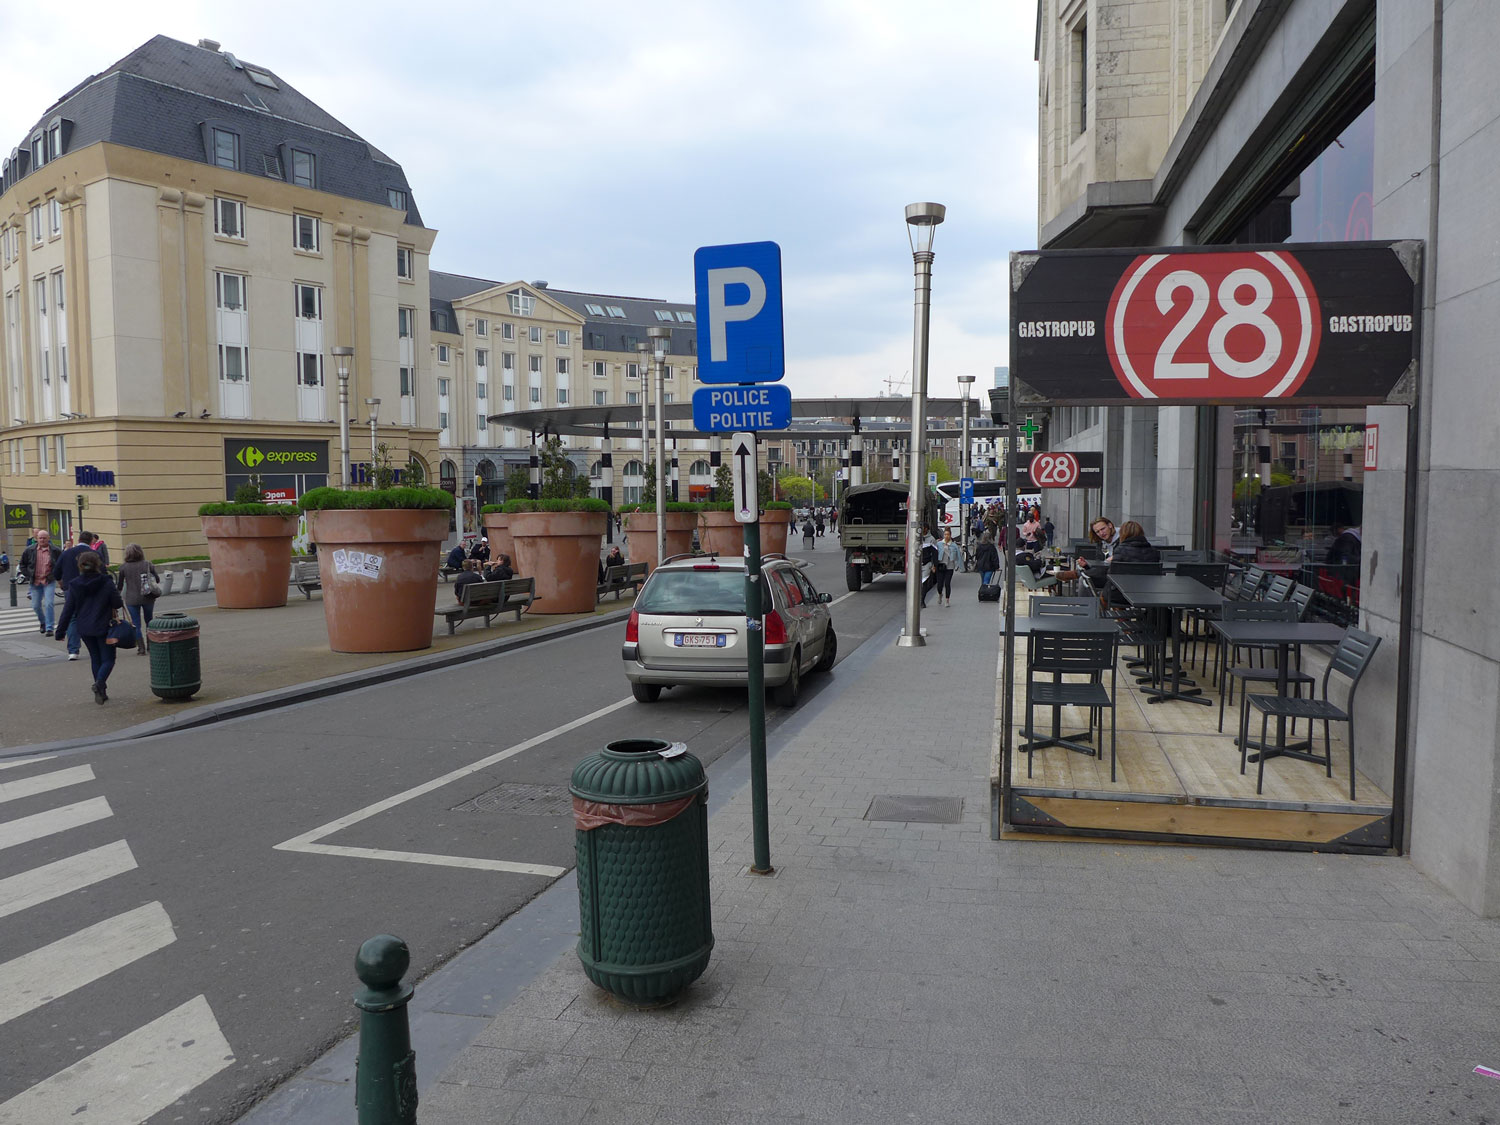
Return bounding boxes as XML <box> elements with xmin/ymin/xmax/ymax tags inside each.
<box><xmin>332</xmin><ymin>346</ymin><xmax>355</xmax><ymax>488</ymax></box>
<box><xmin>648</xmin><ymin>325</ymin><xmax>671</xmax><ymax>566</ymax></box>
<box><xmin>958</xmin><ymin>373</ymin><xmax>974</xmax><ymax>562</ymax></box>
<box><xmin>636</xmin><ymin>341</ymin><xmax>651</xmax><ymax>509</ymax></box>
<box><xmin>365</xmin><ymin>397</ymin><xmax>381</xmax><ymax>463</ymax></box>
<box><xmin>898</xmin><ymin>201</ymin><xmax>945</xmax><ymax>648</ymax></box>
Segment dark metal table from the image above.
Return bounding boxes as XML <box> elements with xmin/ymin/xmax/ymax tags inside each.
<box><xmin>1006</xmin><ymin>616</ymin><xmax>1120</xmax><ymax>754</ymax></box>
<box><xmin>1107</xmin><ymin>574</ymin><xmax>1224</xmax><ymax>705</ymax></box>
<box><xmin>1209</xmin><ymin>619</ymin><xmax>1346</xmax><ymax>763</ymax></box>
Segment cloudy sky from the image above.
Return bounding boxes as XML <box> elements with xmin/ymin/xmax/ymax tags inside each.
<box><xmin>0</xmin><ymin>1</ymin><xmax>1039</xmax><ymax>400</ymax></box>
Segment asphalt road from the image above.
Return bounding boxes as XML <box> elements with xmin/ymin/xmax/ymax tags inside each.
<box><xmin>0</xmin><ymin>543</ymin><xmax>909</xmax><ymax>1124</ymax></box>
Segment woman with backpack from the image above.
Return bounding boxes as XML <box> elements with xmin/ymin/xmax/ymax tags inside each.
<box><xmin>115</xmin><ymin>543</ymin><xmax>160</xmax><ymax>655</ymax></box>
<box><xmin>55</xmin><ymin>550</ymin><xmax>124</xmax><ymax>704</ymax></box>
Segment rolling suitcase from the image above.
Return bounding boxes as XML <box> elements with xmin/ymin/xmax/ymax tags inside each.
<box><xmin>978</xmin><ymin>584</ymin><xmax>1001</xmax><ymax>602</ymax></box>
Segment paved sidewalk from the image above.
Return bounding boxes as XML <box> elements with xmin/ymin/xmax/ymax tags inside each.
<box><xmin>407</xmin><ymin>575</ymin><xmax>1500</xmax><ymax>1125</ymax></box>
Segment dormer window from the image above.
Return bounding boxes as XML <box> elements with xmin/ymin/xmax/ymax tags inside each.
<box><xmin>606</xmin><ymin>305</ymin><xmax>626</xmax><ymax>318</ymax></box>
<box><xmin>245</xmin><ymin>67</ymin><xmax>278</xmax><ymax>89</ymax></box>
<box><xmin>655</xmin><ymin>310</ymin><xmax>674</xmax><ymax>322</ymax></box>
<box><xmin>676</xmin><ymin>311</ymin><xmax>695</xmax><ymax>323</ymax></box>
<box><xmin>585</xmin><ymin>303</ymin><xmax>605</xmax><ymax>316</ymax></box>
<box><xmin>387</xmin><ymin>188</ymin><xmax>407</xmax><ymax>210</ymax></box>
<box><xmin>508</xmin><ymin>291</ymin><xmax>535</xmax><ymax>316</ymax></box>
<box><xmin>212</xmin><ymin>127</ymin><xmax>240</xmax><ymax>170</ymax></box>
<box><xmin>290</xmin><ymin>149</ymin><xmax>316</xmax><ymax>188</ymax></box>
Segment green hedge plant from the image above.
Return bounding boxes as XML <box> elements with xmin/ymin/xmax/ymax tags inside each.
<box><xmin>198</xmin><ymin>502</ymin><xmax>297</xmax><ymax>518</ymax></box>
<box><xmin>298</xmin><ymin>486</ymin><xmax>454</xmax><ymax>511</ymax></box>
<box><xmin>501</xmin><ymin>497</ymin><xmax>611</xmax><ymax>515</ymax></box>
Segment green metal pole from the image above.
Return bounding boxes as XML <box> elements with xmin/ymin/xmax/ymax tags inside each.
<box><xmin>743</xmin><ymin>516</ymin><xmax>773</xmax><ymax>874</ymax></box>
<box><xmin>353</xmin><ymin>935</ymin><xmax>417</xmax><ymax>1125</ymax></box>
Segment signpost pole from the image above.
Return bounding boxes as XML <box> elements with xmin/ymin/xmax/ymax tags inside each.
<box><xmin>744</xmin><ymin>512</ymin><xmax>772</xmax><ymax>874</ymax></box>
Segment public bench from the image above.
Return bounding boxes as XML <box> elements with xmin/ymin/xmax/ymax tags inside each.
<box><xmin>597</xmin><ymin>562</ymin><xmax>647</xmax><ymax>602</ymax></box>
<box><xmin>436</xmin><ymin>577</ymin><xmax>535</xmax><ymax>634</ymax></box>
<box><xmin>291</xmin><ymin>559</ymin><xmax>322</xmax><ymax>599</ymax></box>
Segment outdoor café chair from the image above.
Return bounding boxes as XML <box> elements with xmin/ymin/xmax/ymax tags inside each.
<box><xmin>1242</xmin><ymin>627</ymin><xmax>1382</xmax><ymax>799</ymax></box>
<box><xmin>1217</xmin><ymin>601</ymin><xmax>1316</xmax><ymax>733</ymax></box>
<box><xmin>1265</xmin><ymin>574</ymin><xmax>1295</xmax><ymax>602</ymax></box>
<box><xmin>1024</xmin><ymin>629</ymin><xmax>1120</xmax><ymax>781</ymax></box>
<box><xmin>1031</xmin><ymin>597</ymin><xmax>1099</xmax><ymax>617</ymax></box>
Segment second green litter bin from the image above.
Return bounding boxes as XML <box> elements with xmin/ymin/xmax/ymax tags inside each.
<box><xmin>571</xmin><ymin>738</ymin><xmax>713</xmax><ymax>1003</ymax></box>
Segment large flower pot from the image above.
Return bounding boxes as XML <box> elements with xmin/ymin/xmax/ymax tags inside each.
<box><xmin>624</xmin><ymin>510</ymin><xmax>697</xmax><ymax>574</ymax></box>
<box><xmin>308</xmin><ymin>509</ymin><xmax>449</xmax><ymax>652</ymax></box>
<box><xmin>481</xmin><ymin>512</ymin><xmax>513</xmax><ymax>564</ymax></box>
<box><xmin>509</xmin><ymin>510</ymin><xmax>609</xmax><ymax>614</ymax></box>
<box><xmin>697</xmin><ymin>510</ymin><xmax>742</xmax><ymax>558</ymax></box>
<box><xmin>201</xmin><ymin>514</ymin><xmax>298</xmax><ymax>609</ymax></box>
<box><xmin>759</xmin><ymin>510</ymin><xmax>793</xmax><ymax>555</ymax></box>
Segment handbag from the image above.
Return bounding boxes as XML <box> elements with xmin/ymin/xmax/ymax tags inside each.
<box><xmin>106</xmin><ymin>616</ymin><xmax>138</xmax><ymax>648</ymax></box>
<box><xmin>140</xmin><ymin>571</ymin><xmax>162</xmax><ymax>598</ymax></box>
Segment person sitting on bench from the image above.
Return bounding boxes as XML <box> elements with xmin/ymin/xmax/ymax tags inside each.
<box><xmin>452</xmin><ymin>559</ymin><xmax>482</xmax><ymax>600</ymax></box>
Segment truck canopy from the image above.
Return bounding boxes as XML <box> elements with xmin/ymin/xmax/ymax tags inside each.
<box><xmin>839</xmin><ymin>481</ymin><xmax>942</xmax><ymax>533</ymax></box>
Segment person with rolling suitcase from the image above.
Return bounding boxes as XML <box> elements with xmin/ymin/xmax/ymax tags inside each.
<box><xmin>974</xmin><ymin>532</ymin><xmax>1001</xmax><ymax>598</ymax></box>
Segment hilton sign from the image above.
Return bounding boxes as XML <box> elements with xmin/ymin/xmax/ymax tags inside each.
<box><xmin>74</xmin><ymin>465</ymin><xmax>117</xmax><ymax>487</ymax></box>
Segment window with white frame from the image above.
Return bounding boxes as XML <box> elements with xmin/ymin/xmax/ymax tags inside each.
<box><xmin>594</xmin><ymin>389</ymin><xmax>607</xmax><ymax>405</ymax></box>
<box><xmin>663</xmin><ymin>365</ymin><xmax>673</xmax><ymax>380</ymax></box>
<box><xmin>387</xmin><ymin>188</ymin><xmax>407</xmax><ymax>210</ymax></box>
<box><xmin>676</xmin><ymin>311</ymin><xmax>695</xmax><ymax>323</ymax></box>
<box><xmin>293</xmin><ymin>213</ymin><xmax>319</xmax><ymax>252</ymax></box>
<box><xmin>501</xmin><ymin>351</ymin><xmax>515</xmax><ymax>373</ymax></box>
<box><xmin>293</xmin><ymin>283</ymin><xmax>324</xmax><ymax>421</ymax></box>
<box><xmin>29</xmin><ymin>205</ymin><xmax>42</xmax><ymax>245</ymax></box>
<box><xmin>530</xmin><ymin>385</ymin><xmax>541</xmax><ymax>403</ymax></box>
<box><xmin>438</xmin><ymin>377</ymin><xmax>449</xmax><ymax>396</ymax></box>
<box><xmin>51</xmin><ymin>271</ymin><xmax>68</xmax><ymax>413</ymax></box>
<box><xmin>38</xmin><ymin>435</ymin><xmax>48</xmax><ymax>472</ymax></box>
<box><xmin>53</xmin><ymin>434</ymin><xmax>65</xmax><ymax>471</ymax></box>
<box><xmin>555</xmin><ymin>328</ymin><xmax>570</xmax><ymax>346</ymax></box>
<box><xmin>503</xmin><ymin>382</ymin><xmax>514</xmax><ymax>401</ymax></box>
<box><xmin>475</xmin><ymin>317</ymin><xmax>487</xmax><ymax>337</ymax></box>
<box><xmin>655</xmin><ymin>310</ymin><xmax>673</xmax><ymax>322</ymax></box>
<box><xmin>556</xmin><ymin>357</ymin><xmax>570</xmax><ymax>376</ymax></box>
<box><xmin>33</xmin><ymin>278</ymin><xmax>51</xmax><ymax>417</ymax></box>
<box><xmin>48</xmin><ymin>199</ymin><xmax>60</xmax><ymax>238</ymax></box>
<box><xmin>501</xmin><ymin>322</ymin><xmax>514</xmax><ymax>340</ymax></box>
<box><xmin>290</xmin><ymin>149</ymin><xmax>316</xmax><ymax>188</ymax></box>
<box><xmin>606</xmin><ymin>305</ymin><xmax>626</xmax><ymax>318</ymax></box>
<box><xmin>5</xmin><ymin>292</ymin><xmax>20</xmax><ymax>414</ymax></box>
<box><xmin>437</xmin><ymin>344</ymin><xmax>450</xmax><ymax>363</ymax></box>
<box><xmin>211</xmin><ymin>127</ymin><xmax>240</xmax><ymax>170</ymax></box>
<box><xmin>626</xmin><ymin>391</ymin><xmax>639</xmax><ymax>405</ymax></box>
<box><xmin>528</xmin><ymin>325</ymin><xmax>542</xmax><ymax>344</ymax></box>
<box><xmin>593</xmin><ymin>361</ymin><xmax>607</xmax><ymax>378</ymax></box>
<box><xmin>396</xmin><ymin>246</ymin><xmax>413</xmax><ymax>279</ymax></box>
<box><xmin>556</xmin><ymin>387</ymin><xmax>568</xmax><ymax>404</ymax></box>
<box><xmin>477</xmin><ymin>412</ymin><xmax>488</xmax><ymax>433</ymax></box>
<box><xmin>398</xmin><ymin>305</ymin><xmax>417</xmax><ymax>424</ymax></box>
<box><xmin>214</xmin><ymin>197</ymin><xmax>245</xmax><ymax>239</ymax></box>
<box><xmin>626</xmin><ymin>362</ymin><xmax>639</xmax><ymax>380</ymax></box>
<box><xmin>437</xmin><ymin>374</ymin><xmax>450</xmax><ymax>444</ymax></box>
<box><xmin>585</xmin><ymin>303</ymin><xmax>604</xmax><ymax>315</ymax></box>
<box><xmin>528</xmin><ymin>354</ymin><xmax>542</xmax><ymax>375</ymax></box>
<box><xmin>507</xmin><ymin>291</ymin><xmax>534</xmax><ymax>315</ymax></box>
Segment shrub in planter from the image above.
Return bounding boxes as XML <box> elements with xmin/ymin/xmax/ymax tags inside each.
<box><xmin>197</xmin><ymin>501</ymin><xmax>299</xmax><ymax>609</ymax></box>
<box><xmin>299</xmin><ymin>487</ymin><xmax>454</xmax><ymax>652</ymax></box>
<box><xmin>503</xmin><ymin>497</ymin><xmax>611</xmax><ymax>614</ymax></box>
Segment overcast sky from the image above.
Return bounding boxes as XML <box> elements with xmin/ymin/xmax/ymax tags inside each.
<box><xmin>0</xmin><ymin>0</ymin><xmax>1038</xmax><ymax>401</ymax></box>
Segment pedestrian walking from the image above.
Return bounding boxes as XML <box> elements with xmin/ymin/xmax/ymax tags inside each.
<box><xmin>802</xmin><ymin>518</ymin><xmax>816</xmax><ymax>550</ymax></box>
<box><xmin>1042</xmin><ymin>516</ymin><xmax>1055</xmax><ymax>549</ymax></box>
<box><xmin>115</xmin><ymin>543</ymin><xmax>160</xmax><ymax>655</ymax></box>
<box><xmin>54</xmin><ymin>532</ymin><xmax>97</xmax><ymax>661</ymax></box>
<box><xmin>936</xmin><ymin>528</ymin><xmax>961</xmax><ymax>606</ymax></box>
<box><xmin>974</xmin><ymin>531</ymin><xmax>1000</xmax><ymax>587</ymax></box>
<box><xmin>18</xmin><ymin>529</ymin><xmax>59</xmax><ymax>635</ymax></box>
<box><xmin>815</xmin><ymin>511</ymin><xmax>826</xmax><ymax>537</ymax></box>
<box><xmin>919</xmin><ymin>532</ymin><xmax>940</xmax><ymax>607</ymax></box>
<box><xmin>54</xmin><ymin>550</ymin><xmax>124</xmax><ymax>704</ymax></box>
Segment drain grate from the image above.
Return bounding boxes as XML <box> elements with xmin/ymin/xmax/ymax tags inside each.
<box><xmin>450</xmin><ymin>782</ymin><xmax>574</xmax><ymax>816</ymax></box>
<box><xmin>864</xmin><ymin>795</ymin><xmax>964</xmax><ymax>824</ymax></box>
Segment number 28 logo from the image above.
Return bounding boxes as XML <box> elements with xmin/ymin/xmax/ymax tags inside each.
<box><xmin>1105</xmin><ymin>251</ymin><xmax>1321</xmax><ymax>400</ymax></box>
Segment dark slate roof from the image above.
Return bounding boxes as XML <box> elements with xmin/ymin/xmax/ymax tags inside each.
<box><xmin>3</xmin><ymin>35</ymin><xmax>421</xmax><ymax>225</ymax></box>
<box><xmin>427</xmin><ymin>271</ymin><xmax>698</xmax><ymax>354</ymax></box>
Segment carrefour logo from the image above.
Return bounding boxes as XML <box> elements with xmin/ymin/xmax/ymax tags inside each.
<box><xmin>237</xmin><ymin>445</ymin><xmax>317</xmax><ymax>467</ymax></box>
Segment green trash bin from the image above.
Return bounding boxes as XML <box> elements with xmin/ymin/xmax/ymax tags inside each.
<box><xmin>147</xmin><ymin>611</ymin><xmax>201</xmax><ymax>701</ymax></box>
<box><xmin>571</xmin><ymin>738</ymin><xmax>713</xmax><ymax>1003</ymax></box>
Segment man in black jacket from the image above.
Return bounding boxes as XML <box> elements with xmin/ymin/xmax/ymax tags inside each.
<box><xmin>54</xmin><ymin>532</ymin><xmax>97</xmax><ymax>660</ymax></box>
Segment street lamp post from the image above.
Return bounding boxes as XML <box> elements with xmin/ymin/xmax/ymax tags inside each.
<box><xmin>365</xmin><ymin>397</ymin><xmax>381</xmax><ymax>466</ymax></box>
<box><xmin>648</xmin><ymin>326</ymin><xmax>671</xmax><ymax>567</ymax></box>
<box><xmin>898</xmin><ymin>202</ymin><xmax>945</xmax><ymax>649</ymax></box>
<box><xmin>332</xmin><ymin>346</ymin><xmax>355</xmax><ymax>488</ymax></box>
<box><xmin>958</xmin><ymin>373</ymin><xmax>974</xmax><ymax>564</ymax></box>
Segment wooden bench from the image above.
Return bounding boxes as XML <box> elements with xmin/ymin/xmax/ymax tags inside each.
<box><xmin>291</xmin><ymin>559</ymin><xmax>322</xmax><ymax>599</ymax></box>
<box><xmin>436</xmin><ymin>577</ymin><xmax>535</xmax><ymax>634</ymax></box>
<box><xmin>597</xmin><ymin>562</ymin><xmax>647</xmax><ymax>602</ymax></box>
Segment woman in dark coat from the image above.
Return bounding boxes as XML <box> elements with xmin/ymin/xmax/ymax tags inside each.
<box><xmin>115</xmin><ymin>542</ymin><xmax>159</xmax><ymax>655</ymax></box>
<box><xmin>1109</xmin><ymin>521</ymin><xmax>1161</xmax><ymax>564</ymax></box>
<box><xmin>55</xmin><ymin>550</ymin><xmax>124</xmax><ymax>704</ymax></box>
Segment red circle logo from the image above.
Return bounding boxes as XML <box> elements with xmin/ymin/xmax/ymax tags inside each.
<box><xmin>1031</xmin><ymin>452</ymin><xmax>1079</xmax><ymax>488</ymax></box>
<box><xmin>1105</xmin><ymin>251</ymin><xmax>1321</xmax><ymax>400</ymax></box>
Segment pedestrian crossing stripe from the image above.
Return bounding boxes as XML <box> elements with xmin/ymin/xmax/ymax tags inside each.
<box><xmin>0</xmin><ymin>764</ymin><xmax>94</xmax><ymax>805</ymax></box>
<box><xmin>0</xmin><ymin>839</ymin><xmax>137</xmax><ymax>921</ymax></box>
<box><xmin>0</xmin><ymin>796</ymin><xmax>112</xmax><ymax>851</ymax></box>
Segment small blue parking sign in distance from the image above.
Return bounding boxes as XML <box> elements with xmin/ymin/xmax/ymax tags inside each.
<box><xmin>694</xmin><ymin>241</ymin><xmax>785</xmax><ymax>384</ymax></box>
<box><xmin>960</xmin><ymin>477</ymin><xmax>974</xmax><ymax>504</ymax></box>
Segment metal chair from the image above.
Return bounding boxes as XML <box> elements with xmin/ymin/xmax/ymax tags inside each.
<box><xmin>1031</xmin><ymin>597</ymin><xmax>1099</xmax><ymax>617</ymax></box>
<box><xmin>1216</xmin><ymin>600</ymin><xmax>1315</xmax><ymax>733</ymax></box>
<box><xmin>1024</xmin><ymin>629</ymin><xmax>1120</xmax><ymax>780</ymax></box>
<box><xmin>1265</xmin><ymin>574</ymin><xmax>1295</xmax><ymax>602</ymax></box>
<box><xmin>1177</xmin><ymin>563</ymin><xmax>1229</xmax><ymax>668</ymax></box>
<box><xmin>1242</xmin><ymin>628</ymin><xmax>1382</xmax><ymax>798</ymax></box>
<box><xmin>1163</xmin><ymin>549</ymin><xmax>1208</xmax><ymax>565</ymax></box>
<box><xmin>1241</xmin><ymin>566</ymin><xmax>1269</xmax><ymax>599</ymax></box>
<box><xmin>1107</xmin><ymin>560</ymin><xmax>1165</xmax><ymax>576</ymax></box>
<box><xmin>1288</xmin><ymin>583</ymin><xmax>1315</xmax><ymax>622</ymax></box>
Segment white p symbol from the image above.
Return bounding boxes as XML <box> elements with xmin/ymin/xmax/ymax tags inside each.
<box><xmin>706</xmin><ymin>267</ymin><xmax>766</xmax><ymax>363</ymax></box>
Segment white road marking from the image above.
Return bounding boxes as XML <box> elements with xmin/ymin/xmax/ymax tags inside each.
<box><xmin>0</xmin><ymin>901</ymin><xmax>176</xmax><ymax>1027</ymax></box>
<box><xmin>275</xmin><ymin>696</ymin><xmax>635</xmax><ymax>873</ymax></box>
<box><xmin>0</xmin><ymin>756</ymin><xmax>55</xmax><ymax>771</ymax></box>
<box><xmin>828</xmin><ymin>591</ymin><xmax>856</xmax><ymax>607</ymax></box>
<box><xmin>0</xmin><ymin>796</ymin><xmax>112</xmax><ymax>851</ymax></box>
<box><xmin>0</xmin><ymin>840</ymin><xmax>136</xmax><ymax>921</ymax></box>
<box><xmin>0</xmin><ymin>764</ymin><xmax>94</xmax><ymax>804</ymax></box>
<box><xmin>0</xmin><ymin>994</ymin><xmax>234</xmax><ymax>1125</ymax></box>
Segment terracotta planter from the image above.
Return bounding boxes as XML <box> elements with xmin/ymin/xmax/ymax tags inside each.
<box><xmin>697</xmin><ymin>510</ymin><xmax>742</xmax><ymax>558</ymax></box>
<box><xmin>201</xmin><ymin>514</ymin><xmax>298</xmax><ymax>609</ymax></box>
<box><xmin>309</xmin><ymin>508</ymin><xmax>450</xmax><ymax>653</ymax></box>
<box><xmin>509</xmin><ymin>510</ymin><xmax>609</xmax><ymax>614</ymax></box>
<box><xmin>759</xmin><ymin>509</ymin><xmax>794</xmax><ymax>555</ymax></box>
<box><xmin>481</xmin><ymin>511</ymin><xmax>513</xmax><ymax>564</ymax></box>
<box><xmin>624</xmin><ymin>510</ymin><xmax>697</xmax><ymax>573</ymax></box>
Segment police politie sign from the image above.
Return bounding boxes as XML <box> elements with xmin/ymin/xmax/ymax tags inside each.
<box><xmin>1010</xmin><ymin>241</ymin><xmax>1420</xmax><ymax>405</ymax></box>
<box><xmin>691</xmin><ymin>240</ymin><xmax>790</xmax><ymax>432</ymax></box>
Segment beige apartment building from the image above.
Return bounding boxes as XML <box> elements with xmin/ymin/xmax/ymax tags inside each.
<box><xmin>0</xmin><ymin>35</ymin><xmax>437</xmax><ymax>559</ymax></box>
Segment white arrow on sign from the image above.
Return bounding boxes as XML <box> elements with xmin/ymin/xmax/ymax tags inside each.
<box><xmin>731</xmin><ymin>431</ymin><xmax>758</xmax><ymax>524</ymax></box>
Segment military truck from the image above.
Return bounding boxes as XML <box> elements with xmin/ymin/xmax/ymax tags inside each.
<box><xmin>838</xmin><ymin>481</ymin><xmax>943</xmax><ymax>592</ymax></box>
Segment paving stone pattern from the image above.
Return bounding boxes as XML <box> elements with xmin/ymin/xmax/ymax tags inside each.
<box><xmin>423</xmin><ymin>586</ymin><xmax>1500</xmax><ymax>1124</ymax></box>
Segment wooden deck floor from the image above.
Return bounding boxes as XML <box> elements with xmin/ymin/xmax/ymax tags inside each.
<box><xmin>995</xmin><ymin>596</ymin><xmax>1392</xmax><ymax>846</ymax></box>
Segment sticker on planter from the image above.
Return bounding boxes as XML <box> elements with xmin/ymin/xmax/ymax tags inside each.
<box><xmin>359</xmin><ymin>553</ymin><xmax>383</xmax><ymax>578</ymax></box>
<box><xmin>344</xmin><ymin>550</ymin><xmax>365</xmax><ymax>574</ymax></box>
<box><xmin>331</xmin><ymin>549</ymin><xmax>349</xmax><ymax>573</ymax></box>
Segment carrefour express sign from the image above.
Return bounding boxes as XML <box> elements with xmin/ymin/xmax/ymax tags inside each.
<box><xmin>223</xmin><ymin>439</ymin><xmax>330</xmax><ymax>474</ymax></box>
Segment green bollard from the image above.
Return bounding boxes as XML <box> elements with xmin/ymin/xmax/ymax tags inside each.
<box><xmin>353</xmin><ymin>934</ymin><xmax>417</xmax><ymax>1125</ymax></box>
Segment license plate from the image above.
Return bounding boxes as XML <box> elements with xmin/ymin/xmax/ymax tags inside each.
<box><xmin>676</xmin><ymin>632</ymin><xmax>724</xmax><ymax>648</ymax></box>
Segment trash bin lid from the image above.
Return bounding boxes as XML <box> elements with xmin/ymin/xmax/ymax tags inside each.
<box><xmin>570</xmin><ymin>739</ymin><xmax>706</xmax><ymax>805</ymax></box>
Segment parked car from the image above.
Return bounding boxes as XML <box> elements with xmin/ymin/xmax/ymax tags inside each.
<box><xmin>622</xmin><ymin>554</ymin><xmax>836</xmax><ymax>706</ymax></box>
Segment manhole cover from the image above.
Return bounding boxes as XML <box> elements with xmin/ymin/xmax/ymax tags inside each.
<box><xmin>450</xmin><ymin>782</ymin><xmax>574</xmax><ymax>816</ymax></box>
<box><xmin>864</xmin><ymin>795</ymin><xmax>964</xmax><ymax>824</ymax></box>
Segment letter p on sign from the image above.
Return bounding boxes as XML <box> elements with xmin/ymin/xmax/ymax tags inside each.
<box><xmin>694</xmin><ymin>241</ymin><xmax>785</xmax><ymax>385</ymax></box>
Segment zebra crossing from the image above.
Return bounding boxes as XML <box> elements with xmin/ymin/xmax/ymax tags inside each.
<box><xmin>0</xmin><ymin>756</ymin><xmax>235</xmax><ymax>1123</ymax></box>
<box><xmin>0</xmin><ymin>602</ymin><xmax>45</xmax><ymax>638</ymax></box>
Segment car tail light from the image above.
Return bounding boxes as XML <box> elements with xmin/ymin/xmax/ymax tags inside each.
<box><xmin>625</xmin><ymin>610</ymin><xmax>639</xmax><ymax>643</ymax></box>
<box><xmin>763</xmin><ymin>610</ymin><xmax>787</xmax><ymax>645</ymax></box>
<box><xmin>693</xmin><ymin>563</ymin><xmax>720</xmax><ymax>570</ymax></box>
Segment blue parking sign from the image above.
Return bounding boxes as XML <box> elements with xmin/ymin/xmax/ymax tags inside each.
<box><xmin>694</xmin><ymin>241</ymin><xmax>785</xmax><ymax>384</ymax></box>
<box><xmin>960</xmin><ymin>477</ymin><xmax>974</xmax><ymax>504</ymax></box>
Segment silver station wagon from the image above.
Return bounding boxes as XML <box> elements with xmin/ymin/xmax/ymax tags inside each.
<box><xmin>622</xmin><ymin>554</ymin><xmax>836</xmax><ymax>707</ymax></box>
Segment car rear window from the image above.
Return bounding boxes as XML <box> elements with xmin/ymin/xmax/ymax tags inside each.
<box><xmin>637</xmin><ymin>569</ymin><xmax>770</xmax><ymax>616</ymax></box>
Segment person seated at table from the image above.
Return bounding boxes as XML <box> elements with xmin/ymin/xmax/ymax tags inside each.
<box><xmin>452</xmin><ymin>559</ymin><xmax>483</xmax><ymax>600</ymax></box>
<box><xmin>1052</xmin><ymin>517</ymin><xmax>1120</xmax><ymax>583</ymax></box>
<box><xmin>485</xmin><ymin>554</ymin><xmax>515</xmax><ymax>582</ymax></box>
<box><xmin>1109</xmin><ymin>521</ymin><xmax>1161</xmax><ymax>564</ymax></box>
<box><xmin>445</xmin><ymin>542</ymin><xmax>467</xmax><ymax>572</ymax></box>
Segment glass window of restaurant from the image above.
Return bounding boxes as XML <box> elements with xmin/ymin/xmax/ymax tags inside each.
<box><xmin>1207</xmin><ymin>100</ymin><xmax>1374</xmax><ymax>623</ymax></box>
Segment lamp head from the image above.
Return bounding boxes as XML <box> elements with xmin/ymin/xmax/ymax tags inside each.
<box><xmin>904</xmin><ymin>201</ymin><xmax>946</xmax><ymax>255</ymax></box>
